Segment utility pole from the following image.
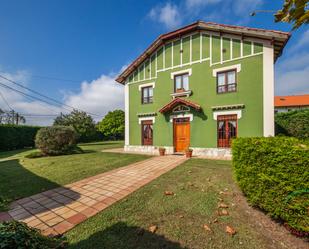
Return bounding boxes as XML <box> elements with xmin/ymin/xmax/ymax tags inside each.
<box><xmin>11</xmin><ymin>110</ymin><xmax>15</xmax><ymax>125</ymax></box>
<box><xmin>16</xmin><ymin>113</ymin><xmax>19</xmax><ymax>125</ymax></box>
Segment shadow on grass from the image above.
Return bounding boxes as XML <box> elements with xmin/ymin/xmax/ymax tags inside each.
<box><xmin>0</xmin><ymin>148</ymin><xmax>33</xmax><ymax>160</ymax></box>
<box><xmin>69</xmin><ymin>222</ymin><xmax>187</xmax><ymax>249</ymax></box>
<box><xmin>79</xmin><ymin>141</ymin><xmax>123</xmax><ymax>146</ymax></box>
<box><xmin>0</xmin><ymin>159</ymin><xmax>80</xmax><ymax>217</ymax></box>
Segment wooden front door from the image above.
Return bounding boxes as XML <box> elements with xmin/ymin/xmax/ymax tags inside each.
<box><xmin>217</xmin><ymin>115</ymin><xmax>237</xmax><ymax>148</ymax></box>
<box><xmin>141</xmin><ymin>120</ymin><xmax>153</xmax><ymax>145</ymax></box>
<box><xmin>174</xmin><ymin>118</ymin><xmax>190</xmax><ymax>153</ymax></box>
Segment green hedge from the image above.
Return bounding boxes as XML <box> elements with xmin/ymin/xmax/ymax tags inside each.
<box><xmin>0</xmin><ymin>221</ymin><xmax>63</xmax><ymax>248</ymax></box>
<box><xmin>0</xmin><ymin>125</ymin><xmax>41</xmax><ymax>151</ymax></box>
<box><xmin>232</xmin><ymin>137</ymin><xmax>309</xmax><ymax>234</ymax></box>
<box><xmin>275</xmin><ymin>109</ymin><xmax>309</xmax><ymax>139</ymax></box>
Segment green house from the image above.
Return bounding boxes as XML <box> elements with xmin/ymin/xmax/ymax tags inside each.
<box><xmin>116</xmin><ymin>21</ymin><xmax>290</xmax><ymax>157</ymax></box>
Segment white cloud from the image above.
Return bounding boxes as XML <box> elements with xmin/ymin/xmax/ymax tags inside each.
<box><xmin>0</xmin><ymin>68</ymin><xmax>124</xmax><ymax>126</ymax></box>
<box><xmin>289</xmin><ymin>29</ymin><xmax>309</xmax><ymax>52</ymax></box>
<box><xmin>276</xmin><ymin>65</ymin><xmax>309</xmax><ymax>96</ymax></box>
<box><xmin>148</xmin><ymin>3</ymin><xmax>182</xmax><ymax>29</ymax></box>
<box><xmin>275</xmin><ymin>28</ymin><xmax>309</xmax><ymax>96</ymax></box>
<box><xmin>148</xmin><ymin>0</ymin><xmax>264</xmax><ymax>29</ymax></box>
<box><xmin>275</xmin><ymin>52</ymin><xmax>309</xmax><ymax>95</ymax></box>
<box><xmin>64</xmin><ymin>73</ymin><xmax>124</xmax><ymax>122</ymax></box>
<box><xmin>185</xmin><ymin>0</ymin><xmax>222</xmax><ymax>8</ymax></box>
<box><xmin>0</xmin><ymin>69</ymin><xmax>64</xmax><ymax>126</ymax></box>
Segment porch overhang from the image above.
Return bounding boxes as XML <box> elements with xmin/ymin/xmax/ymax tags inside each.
<box><xmin>159</xmin><ymin>98</ymin><xmax>201</xmax><ymax>113</ymax></box>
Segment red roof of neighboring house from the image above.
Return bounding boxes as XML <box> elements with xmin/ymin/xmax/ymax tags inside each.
<box><xmin>116</xmin><ymin>21</ymin><xmax>290</xmax><ymax>84</ymax></box>
<box><xmin>274</xmin><ymin>95</ymin><xmax>309</xmax><ymax>107</ymax></box>
<box><xmin>159</xmin><ymin>98</ymin><xmax>201</xmax><ymax>113</ymax></box>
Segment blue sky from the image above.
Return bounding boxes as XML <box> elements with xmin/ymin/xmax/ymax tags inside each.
<box><xmin>0</xmin><ymin>0</ymin><xmax>308</xmax><ymax>125</ymax></box>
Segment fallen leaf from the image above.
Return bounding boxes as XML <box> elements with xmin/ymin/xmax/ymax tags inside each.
<box><xmin>203</xmin><ymin>224</ymin><xmax>212</xmax><ymax>232</ymax></box>
<box><xmin>179</xmin><ymin>215</ymin><xmax>184</xmax><ymax>218</ymax></box>
<box><xmin>212</xmin><ymin>218</ymin><xmax>218</xmax><ymax>223</ymax></box>
<box><xmin>164</xmin><ymin>191</ymin><xmax>174</xmax><ymax>196</ymax></box>
<box><xmin>148</xmin><ymin>225</ymin><xmax>158</xmax><ymax>233</ymax></box>
<box><xmin>226</xmin><ymin>225</ymin><xmax>236</xmax><ymax>235</ymax></box>
<box><xmin>218</xmin><ymin>203</ymin><xmax>229</xmax><ymax>208</ymax></box>
<box><xmin>218</xmin><ymin>209</ymin><xmax>229</xmax><ymax>216</ymax></box>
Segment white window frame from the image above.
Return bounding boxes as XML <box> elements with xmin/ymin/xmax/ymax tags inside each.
<box><xmin>138</xmin><ymin>82</ymin><xmax>155</xmax><ymax>91</ymax></box>
<box><xmin>212</xmin><ymin>64</ymin><xmax>241</xmax><ymax>77</ymax></box>
<box><xmin>138</xmin><ymin>117</ymin><xmax>155</xmax><ymax>124</ymax></box>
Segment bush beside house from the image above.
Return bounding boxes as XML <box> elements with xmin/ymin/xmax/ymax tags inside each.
<box><xmin>35</xmin><ymin>126</ymin><xmax>80</xmax><ymax>156</ymax></box>
<box><xmin>275</xmin><ymin>109</ymin><xmax>309</xmax><ymax>139</ymax></box>
<box><xmin>0</xmin><ymin>125</ymin><xmax>41</xmax><ymax>151</ymax></box>
<box><xmin>232</xmin><ymin>137</ymin><xmax>309</xmax><ymax>235</ymax></box>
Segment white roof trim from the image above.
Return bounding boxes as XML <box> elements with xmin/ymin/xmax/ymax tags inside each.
<box><xmin>213</xmin><ymin>110</ymin><xmax>242</xmax><ymax>120</ymax></box>
<box><xmin>170</xmin><ymin>68</ymin><xmax>192</xmax><ymax>79</ymax></box>
<box><xmin>212</xmin><ymin>64</ymin><xmax>241</xmax><ymax>77</ymax></box>
<box><xmin>138</xmin><ymin>117</ymin><xmax>155</xmax><ymax>124</ymax></box>
<box><xmin>169</xmin><ymin>113</ymin><xmax>193</xmax><ymax>122</ymax></box>
<box><xmin>138</xmin><ymin>82</ymin><xmax>155</xmax><ymax>91</ymax></box>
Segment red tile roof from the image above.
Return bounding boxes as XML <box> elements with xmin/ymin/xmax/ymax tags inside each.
<box><xmin>274</xmin><ymin>95</ymin><xmax>309</xmax><ymax>107</ymax></box>
<box><xmin>159</xmin><ymin>98</ymin><xmax>201</xmax><ymax>113</ymax></box>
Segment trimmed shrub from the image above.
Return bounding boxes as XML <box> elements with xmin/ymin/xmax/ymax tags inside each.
<box><xmin>0</xmin><ymin>125</ymin><xmax>41</xmax><ymax>151</ymax></box>
<box><xmin>232</xmin><ymin>137</ymin><xmax>309</xmax><ymax>234</ymax></box>
<box><xmin>0</xmin><ymin>221</ymin><xmax>64</xmax><ymax>248</ymax></box>
<box><xmin>35</xmin><ymin>126</ymin><xmax>78</xmax><ymax>156</ymax></box>
<box><xmin>275</xmin><ymin>109</ymin><xmax>309</xmax><ymax>139</ymax></box>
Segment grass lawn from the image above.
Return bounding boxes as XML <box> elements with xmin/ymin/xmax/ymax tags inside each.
<box><xmin>0</xmin><ymin>141</ymin><xmax>149</xmax><ymax>210</ymax></box>
<box><xmin>66</xmin><ymin>158</ymin><xmax>293</xmax><ymax>249</ymax></box>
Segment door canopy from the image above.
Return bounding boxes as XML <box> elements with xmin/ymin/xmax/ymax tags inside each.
<box><xmin>159</xmin><ymin>98</ymin><xmax>201</xmax><ymax>113</ymax></box>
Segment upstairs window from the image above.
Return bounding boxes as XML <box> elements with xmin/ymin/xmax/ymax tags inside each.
<box><xmin>217</xmin><ymin>70</ymin><xmax>237</xmax><ymax>94</ymax></box>
<box><xmin>174</xmin><ymin>73</ymin><xmax>189</xmax><ymax>92</ymax></box>
<box><xmin>142</xmin><ymin>86</ymin><xmax>153</xmax><ymax>104</ymax></box>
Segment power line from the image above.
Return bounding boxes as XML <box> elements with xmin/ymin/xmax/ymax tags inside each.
<box><xmin>0</xmin><ymin>89</ymin><xmax>13</xmax><ymax>110</ymax></box>
<box><xmin>0</xmin><ymin>81</ymin><xmax>73</xmax><ymax>113</ymax></box>
<box><xmin>0</xmin><ymin>74</ymin><xmax>100</xmax><ymax>117</ymax></box>
<box><xmin>29</xmin><ymin>74</ymin><xmax>82</xmax><ymax>83</ymax></box>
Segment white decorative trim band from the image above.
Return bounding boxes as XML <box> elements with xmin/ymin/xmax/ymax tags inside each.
<box><xmin>138</xmin><ymin>82</ymin><xmax>155</xmax><ymax>91</ymax></box>
<box><xmin>170</xmin><ymin>68</ymin><xmax>192</xmax><ymax>79</ymax></box>
<box><xmin>138</xmin><ymin>117</ymin><xmax>155</xmax><ymax>124</ymax></box>
<box><xmin>169</xmin><ymin>113</ymin><xmax>193</xmax><ymax>122</ymax></box>
<box><xmin>124</xmin><ymin>84</ymin><xmax>129</xmax><ymax>146</ymax></box>
<box><xmin>212</xmin><ymin>64</ymin><xmax>241</xmax><ymax>77</ymax></box>
<box><xmin>213</xmin><ymin>110</ymin><xmax>242</xmax><ymax>120</ymax></box>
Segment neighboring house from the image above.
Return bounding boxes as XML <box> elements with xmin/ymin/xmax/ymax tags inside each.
<box><xmin>116</xmin><ymin>21</ymin><xmax>290</xmax><ymax>157</ymax></box>
<box><xmin>274</xmin><ymin>94</ymin><xmax>309</xmax><ymax>113</ymax></box>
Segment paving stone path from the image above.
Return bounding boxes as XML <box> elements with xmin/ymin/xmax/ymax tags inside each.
<box><xmin>0</xmin><ymin>155</ymin><xmax>187</xmax><ymax>236</ymax></box>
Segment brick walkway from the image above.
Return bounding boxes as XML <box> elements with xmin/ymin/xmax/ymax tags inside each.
<box><xmin>0</xmin><ymin>155</ymin><xmax>186</xmax><ymax>236</ymax></box>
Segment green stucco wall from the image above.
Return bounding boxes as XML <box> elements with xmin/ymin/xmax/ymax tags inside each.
<box><xmin>127</xmin><ymin>32</ymin><xmax>264</xmax><ymax>148</ymax></box>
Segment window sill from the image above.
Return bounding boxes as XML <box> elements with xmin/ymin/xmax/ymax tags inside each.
<box><xmin>170</xmin><ymin>90</ymin><xmax>192</xmax><ymax>98</ymax></box>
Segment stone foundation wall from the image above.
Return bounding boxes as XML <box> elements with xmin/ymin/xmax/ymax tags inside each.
<box><xmin>124</xmin><ymin>145</ymin><xmax>174</xmax><ymax>155</ymax></box>
<box><xmin>191</xmin><ymin>147</ymin><xmax>232</xmax><ymax>159</ymax></box>
<box><xmin>124</xmin><ymin>145</ymin><xmax>231</xmax><ymax>159</ymax></box>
